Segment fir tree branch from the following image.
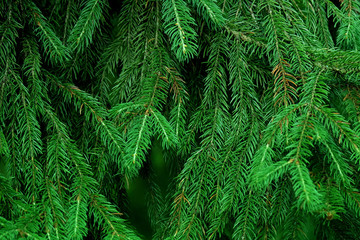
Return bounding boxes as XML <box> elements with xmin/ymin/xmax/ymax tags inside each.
<box><xmin>162</xmin><ymin>0</ymin><xmax>198</xmax><ymax>61</ymax></box>
<box><xmin>67</xmin><ymin>0</ymin><xmax>107</xmax><ymax>54</ymax></box>
<box><xmin>26</xmin><ymin>1</ymin><xmax>70</xmax><ymax>65</ymax></box>
<box><xmin>11</xmin><ymin>70</ymin><xmax>43</xmax><ymax>204</ymax></box>
<box><xmin>188</xmin><ymin>0</ymin><xmax>226</xmax><ymax>29</ymax></box>
<box><xmin>51</xmin><ymin>79</ymin><xmax>125</xmax><ymax>162</ymax></box>
<box><xmin>89</xmin><ymin>194</ymin><xmax>142</xmax><ymax>240</ymax></box>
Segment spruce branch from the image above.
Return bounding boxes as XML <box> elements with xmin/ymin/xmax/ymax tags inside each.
<box><xmin>89</xmin><ymin>194</ymin><xmax>142</xmax><ymax>240</ymax></box>
<box><xmin>25</xmin><ymin>1</ymin><xmax>70</xmax><ymax>65</ymax></box>
<box><xmin>67</xmin><ymin>0</ymin><xmax>107</xmax><ymax>55</ymax></box>
<box><xmin>162</xmin><ymin>0</ymin><xmax>198</xmax><ymax>61</ymax></box>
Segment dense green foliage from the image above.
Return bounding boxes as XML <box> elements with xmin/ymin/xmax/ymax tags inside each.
<box><xmin>1</xmin><ymin>0</ymin><xmax>360</xmax><ymax>239</ymax></box>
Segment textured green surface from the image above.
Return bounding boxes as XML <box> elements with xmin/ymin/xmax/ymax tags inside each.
<box><xmin>1</xmin><ymin>0</ymin><xmax>360</xmax><ymax>239</ymax></box>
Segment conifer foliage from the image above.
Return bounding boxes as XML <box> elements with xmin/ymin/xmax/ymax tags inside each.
<box><xmin>1</xmin><ymin>0</ymin><xmax>360</xmax><ymax>239</ymax></box>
